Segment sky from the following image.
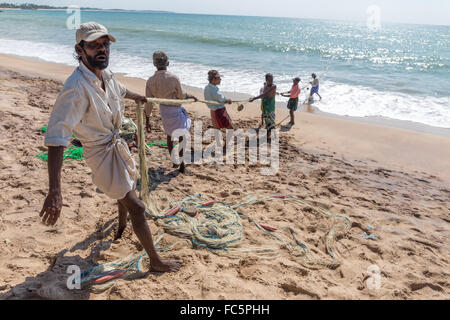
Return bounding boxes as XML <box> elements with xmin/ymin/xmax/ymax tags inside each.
<box><xmin>5</xmin><ymin>0</ymin><xmax>450</xmax><ymax>25</ymax></box>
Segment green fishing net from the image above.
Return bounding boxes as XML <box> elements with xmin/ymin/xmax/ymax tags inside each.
<box><xmin>35</xmin><ymin>146</ymin><xmax>84</xmax><ymax>162</ymax></box>
<box><xmin>147</xmin><ymin>140</ymin><xmax>168</xmax><ymax>148</ymax></box>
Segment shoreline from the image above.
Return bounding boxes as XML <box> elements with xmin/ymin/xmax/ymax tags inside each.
<box><xmin>1</xmin><ymin>51</ymin><xmax>448</xmax><ymax>135</ymax></box>
<box><xmin>1</xmin><ymin>52</ymin><xmax>450</xmax><ymax>182</ymax></box>
<box><xmin>201</xmin><ymin>85</ymin><xmax>450</xmax><ymax>139</ymax></box>
<box><xmin>2</xmin><ymin>53</ymin><xmax>449</xmax><ymax>137</ymax></box>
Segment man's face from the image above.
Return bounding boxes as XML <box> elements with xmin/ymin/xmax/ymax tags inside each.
<box><xmin>212</xmin><ymin>75</ymin><xmax>221</xmax><ymax>85</ymax></box>
<box><xmin>294</xmin><ymin>80</ymin><xmax>300</xmax><ymax>85</ymax></box>
<box><xmin>266</xmin><ymin>77</ymin><xmax>273</xmax><ymax>85</ymax></box>
<box><xmin>77</xmin><ymin>36</ymin><xmax>110</xmax><ymax>70</ymax></box>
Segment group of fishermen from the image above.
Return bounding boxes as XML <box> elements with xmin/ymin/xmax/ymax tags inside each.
<box><xmin>39</xmin><ymin>22</ymin><xmax>321</xmax><ymax>273</ymax></box>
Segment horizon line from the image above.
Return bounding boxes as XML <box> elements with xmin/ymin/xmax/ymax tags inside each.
<box><xmin>1</xmin><ymin>7</ymin><xmax>449</xmax><ymax>27</ymax></box>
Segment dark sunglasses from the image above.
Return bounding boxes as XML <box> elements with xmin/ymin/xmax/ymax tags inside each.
<box><xmin>85</xmin><ymin>41</ymin><xmax>111</xmax><ymax>51</ymax></box>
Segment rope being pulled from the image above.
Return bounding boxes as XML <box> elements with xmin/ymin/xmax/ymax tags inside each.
<box><xmin>145</xmin><ymin>97</ymin><xmax>248</xmax><ymax>112</ymax></box>
<box><xmin>145</xmin><ymin>97</ymin><xmax>248</xmax><ymax>107</ymax></box>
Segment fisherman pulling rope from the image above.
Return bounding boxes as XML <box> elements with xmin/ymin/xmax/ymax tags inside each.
<box><xmin>39</xmin><ymin>22</ymin><xmax>182</xmax><ymax>273</ymax></box>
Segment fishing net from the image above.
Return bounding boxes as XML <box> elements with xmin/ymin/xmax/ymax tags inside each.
<box><xmin>35</xmin><ymin>146</ymin><xmax>84</xmax><ymax>162</ymax></box>
<box><xmin>79</xmin><ymin>102</ymin><xmax>351</xmax><ymax>292</ymax></box>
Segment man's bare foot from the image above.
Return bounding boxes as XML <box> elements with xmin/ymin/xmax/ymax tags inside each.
<box><xmin>145</xmin><ymin>118</ymin><xmax>152</xmax><ymax>133</ymax></box>
<box><xmin>150</xmin><ymin>258</ymin><xmax>183</xmax><ymax>273</ymax></box>
<box><xmin>178</xmin><ymin>163</ymin><xmax>192</xmax><ymax>175</ymax></box>
<box><xmin>114</xmin><ymin>227</ymin><xmax>125</xmax><ymax>241</ymax></box>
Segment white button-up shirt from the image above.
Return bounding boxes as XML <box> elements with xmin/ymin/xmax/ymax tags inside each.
<box><xmin>45</xmin><ymin>62</ymin><xmax>138</xmax><ymax>200</ymax></box>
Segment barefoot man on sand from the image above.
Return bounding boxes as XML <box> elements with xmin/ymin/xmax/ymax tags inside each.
<box><xmin>281</xmin><ymin>77</ymin><xmax>301</xmax><ymax>126</ymax></box>
<box><xmin>250</xmin><ymin>73</ymin><xmax>277</xmax><ymax>131</ymax></box>
<box><xmin>144</xmin><ymin>51</ymin><xmax>198</xmax><ymax>174</ymax></box>
<box><xmin>204</xmin><ymin>70</ymin><xmax>233</xmax><ymax>129</ymax></box>
<box><xmin>39</xmin><ymin>22</ymin><xmax>182</xmax><ymax>273</ymax></box>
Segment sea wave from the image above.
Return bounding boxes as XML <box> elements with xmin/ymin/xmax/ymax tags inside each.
<box><xmin>1</xmin><ymin>38</ymin><xmax>448</xmax><ymax>128</ymax></box>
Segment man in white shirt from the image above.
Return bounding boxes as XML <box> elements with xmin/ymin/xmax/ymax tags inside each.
<box><xmin>40</xmin><ymin>22</ymin><xmax>182</xmax><ymax>273</ymax></box>
<box><xmin>204</xmin><ymin>70</ymin><xmax>233</xmax><ymax>129</ymax></box>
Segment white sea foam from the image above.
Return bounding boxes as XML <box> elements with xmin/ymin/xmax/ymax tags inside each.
<box><xmin>0</xmin><ymin>39</ymin><xmax>77</xmax><ymax>66</ymax></box>
<box><xmin>1</xmin><ymin>38</ymin><xmax>449</xmax><ymax>128</ymax></box>
<box><xmin>316</xmin><ymin>81</ymin><xmax>450</xmax><ymax>128</ymax></box>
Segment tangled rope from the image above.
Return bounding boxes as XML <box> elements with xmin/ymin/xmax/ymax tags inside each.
<box><xmin>78</xmin><ymin>103</ymin><xmax>351</xmax><ymax>291</ymax></box>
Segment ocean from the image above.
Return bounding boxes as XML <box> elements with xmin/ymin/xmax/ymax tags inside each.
<box><xmin>1</xmin><ymin>10</ymin><xmax>449</xmax><ymax>128</ymax></box>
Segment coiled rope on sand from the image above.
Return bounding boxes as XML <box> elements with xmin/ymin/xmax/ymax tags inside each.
<box><xmin>78</xmin><ymin>102</ymin><xmax>351</xmax><ymax>292</ymax></box>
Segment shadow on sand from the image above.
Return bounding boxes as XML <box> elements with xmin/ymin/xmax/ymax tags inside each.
<box><xmin>0</xmin><ymin>217</ymin><xmax>151</xmax><ymax>300</ymax></box>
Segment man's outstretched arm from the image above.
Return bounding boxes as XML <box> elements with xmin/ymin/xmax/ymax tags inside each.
<box><xmin>125</xmin><ymin>89</ymin><xmax>147</xmax><ymax>104</ymax></box>
<box><xmin>40</xmin><ymin>146</ymin><xmax>64</xmax><ymax>226</ymax></box>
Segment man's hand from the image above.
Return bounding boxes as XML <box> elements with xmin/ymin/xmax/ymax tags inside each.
<box><xmin>226</xmin><ymin>99</ymin><xmax>232</xmax><ymax>104</ymax></box>
<box><xmin>125</xmin><ymin>89</ymin><xmax>147</xmax><ymax>104</ymax></box>
<box><xmin>40</xmin><ymin>191</ymin><xmax>63</xmax><ymax>226</ymax></box>
<box><xmin>134</xmin><ymin>95</ymin><xmax>147</xmax><ymax>104</ymax></box>
<box><xmin>186</xmin><ymin>94</ymin><xmax>198</xmax><ymax>102</ymax></box>
<box><xmin>249</xmin><ymin>97</ymin><xmax>256</xmax><ymax>103</ymax></box>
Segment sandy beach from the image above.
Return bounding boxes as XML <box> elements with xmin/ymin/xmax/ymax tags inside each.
<box><xmin>0</xmin><ymin>54</ymin><xmax>449</xmax><ymax>300</ymax></box>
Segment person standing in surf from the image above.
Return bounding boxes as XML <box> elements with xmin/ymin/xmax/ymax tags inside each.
<box><xmin>309</xmin><ymin>73</ymin><xmax>322</xmax><ymax>101</ymax></box>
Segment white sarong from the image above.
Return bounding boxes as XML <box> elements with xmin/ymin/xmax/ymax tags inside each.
<box><xmin>159</xmin><ymin>105</ymin><xmax>191</xmax><ymax>137</ymax></box>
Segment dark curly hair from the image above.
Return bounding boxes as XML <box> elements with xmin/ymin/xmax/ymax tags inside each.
<box><xmin>74</xmin><ymin>40</ymin><xmax>85</xmax><ymax>62</ymax></box>
<box><xmin>208</xmin><ymin>70</ymin><xmax>220</xmax><ymax>82</ymax></box>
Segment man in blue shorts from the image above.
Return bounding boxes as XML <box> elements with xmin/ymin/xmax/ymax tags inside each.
<box><xmin>309</xmin><ymin>73</ymin><xmax>322</xmax><ymax>101</ymax></box>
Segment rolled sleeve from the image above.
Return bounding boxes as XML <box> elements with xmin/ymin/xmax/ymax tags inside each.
<box><xmin>44</xmin><ymin>85</ymin><xmax>88</xmax><ymax>147</ymax></box>
<box><xmin>117</xmin><ymin>79</ymin><xmax>127</xmax><ymax>98</ymax></box>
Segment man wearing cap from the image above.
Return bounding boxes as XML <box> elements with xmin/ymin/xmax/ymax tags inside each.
<box><xmin>144</xmin><ymin>51</ymin><xmax>198</xmax><ymax>174</ymax></box>
<box><xmin>39</xmin><ymin>22</ymin><xmax>182</xmax><ymax>273</ymax></box>
<box><xmin>281</xmin><ymin>77</ymin><xmax>301</xmax><ymax>126</ymax></box>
